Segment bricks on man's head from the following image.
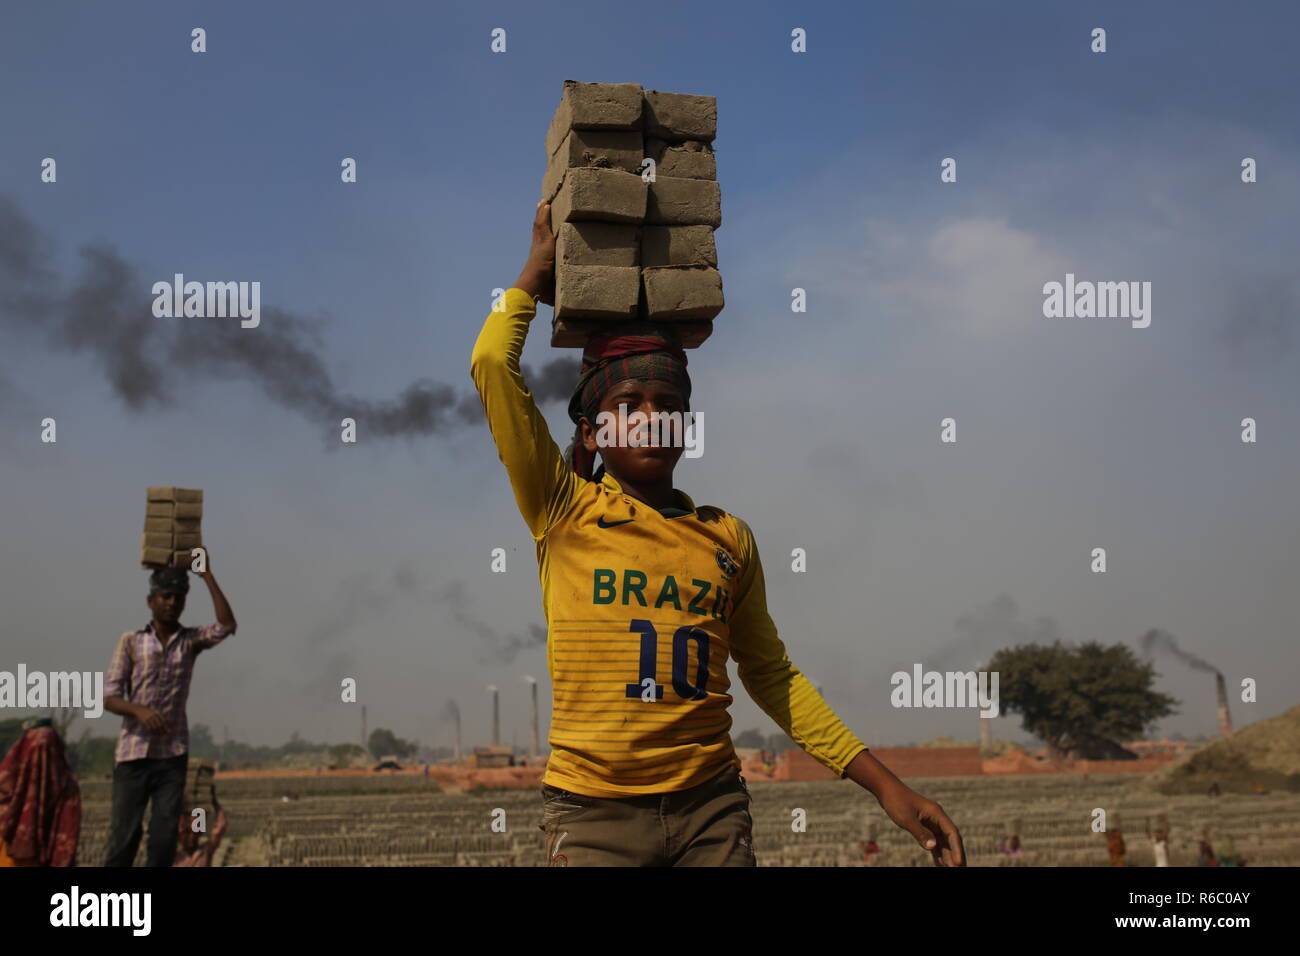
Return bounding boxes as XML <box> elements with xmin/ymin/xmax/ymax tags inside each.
<box><xmin>140</xmin><ymin>547</ymin><xmax>173</xmax><ymax>568</ymax></box>
<box><xmin>556</xmin><ymin>222</ymin><xmax>640</xmax><ymax>267</ymax></box>
<box><xmin>549</xmin><ymin>168</ymin><xmax>647</xmax><ymax>227</ymax></box>
<box><xmin>141</xmin><ymin>486</ymin><xmax>204</xmax><ymax>568</ymax></box>
<box><xmin>640</xmin><ymin>226</ymin><xmax>717</xmax><ymax>268</ymax></box>
<box><xmin>642</xmin><ymin>90</ymin><xmax>717</xmax><ymax>142</ymax></box>
<box><xmin>554</xmin><ymin>265</ymin><xmax>640</xmax><ymax>321</ymax></box>
<box><xmin>642</xmin><ymin>266</ymin><xmax>724</xmax><ymax>321</ymax></box>
<box><xmin>646</xmin><ymin>176</ymin><xmax>721</xmax><ymax>227</ymax></box>
<box><xmin>542</xmin><ymin>129</ymin><xmax>644</xmax><ymax>203</ymax></box>
<box><xmin>545</xmin><ymin>81</ymin><xmax>644</xmax><ymax>158</ymax></box>
<box><xmin>146</xmin><ymin>486</ymin><xmax>202</xmax><ymax>504</ymax></box>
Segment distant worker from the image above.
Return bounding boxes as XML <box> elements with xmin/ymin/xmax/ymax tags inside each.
<box><xmin>1196</xmin><ymin>827</ymin><xmax>1218</xmax><ymax>867</ymax></box>
<box><xmin>103</xmin><ymin>560</ymin><xmax>237</xmax><ymax>867</ymax></box>
<box><xmin>1145</xmin><ymin>815</ymin><xmax>1170</xmax><ymax>867</ymax></box>
<box><xmin>0</xmin><ymin>720</ymin><xmax>81</xmax><ymax>866</ymax></box>
<box><xmin>1105</xmin><ymin>814</ymin><xmax>1127</xmax><ymax>867</ymax></box>
<box><xmin>860</xmin><ymin>839</ymin><xmax>881</xmax><ymax>865</ymax></box>
<box><xmin>1216</xmin><ymin>834</ymin><xmax>1244</xmax><ymax>867</ymax></box>
<box><xmin>174</xmin><ymin>787</ymin><xmax>227</xmax><ymax>867</ymax></box>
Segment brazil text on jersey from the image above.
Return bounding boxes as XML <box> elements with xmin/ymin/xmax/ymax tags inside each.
<box><xmin>593</xmin><ymin>568</ymin><xmax>733</xmax><ymax>623</ymax></box>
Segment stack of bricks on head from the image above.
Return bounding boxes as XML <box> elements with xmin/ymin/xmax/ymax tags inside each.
<box><xmin>140</xmin><ymin>486</ymin><xmax>204</xmax><ymax>570</ymax></box>
<box><xmin>544</xmin><ymin>80</ymin><xmax>722</xmax><ymax>349</ymax></box>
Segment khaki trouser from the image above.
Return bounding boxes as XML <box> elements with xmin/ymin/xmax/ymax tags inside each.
<box><xmin>537</xmin><ymin>764</ymin><xmax>756</xmax><ymax>867</ymax></box>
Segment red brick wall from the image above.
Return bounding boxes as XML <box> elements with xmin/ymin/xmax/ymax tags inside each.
<box><xmin>776</xmin><ymin>747</ymin><xmax>985</xmax><ymax>780</ymax></box>
<box><xmin>869</xmin><ymin>747</ymin><xmax>984</xmax><ymax>778</ymax></box>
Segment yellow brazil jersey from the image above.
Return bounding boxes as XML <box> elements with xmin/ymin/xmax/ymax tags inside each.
<box><xmin>470</xmin><ymin>286</ymin><xmax>868</xmax><ymax>797</ymax></box>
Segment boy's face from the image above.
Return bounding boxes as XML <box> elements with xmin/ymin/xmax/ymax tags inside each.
<box><xmin>580</xmin><ymin>377</ymin><xmax>686</xmax><ymax>484</ymax></box>
<box><xmin>148</xmin><ymin>589</ymin><xmax>186</xmax><ymax>625</ymax></box>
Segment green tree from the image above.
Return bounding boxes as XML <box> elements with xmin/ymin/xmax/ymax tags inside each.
<box><xmin>68</xmin><ymin>737</ymin><xmax>117</xmax><ymax>776</ymax></box>
<box><xmin>367</xmin><ymin>728</ymin><xmax>416</xmax><ymax>759</ymax></box>
<box><xmin>734</xmin><ymin>728</ymin><xmax>765</xmax><ymax>749</ymax></box>
<box><xmin>329</xmin><ymin>743</ymin><xmax>364</xmax><ymax>766</ymax></box>
<box><xmin>189</xmin><ymin>723</ymin><xmax>219</xmax><ymax>759</ymax></box>
<box><xmin>767</xmin><ymin>733</ymin><xmax>796</xmax><ymax>752</ymax></box>
<box><xmin>988</xmin><ymin>641</ymin><xmax>1178</xmax><ymax>760</ymax></box>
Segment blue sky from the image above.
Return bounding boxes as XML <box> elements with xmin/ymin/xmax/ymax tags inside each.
<box><xmin>2</xmin><ymin>1</ymin><xmax>1297</xmax><ymax>751</ymax></box>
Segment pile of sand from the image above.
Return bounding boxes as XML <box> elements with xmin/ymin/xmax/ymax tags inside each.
<box><xmin>1144</xmin><ymin>703</ymin><xmax>1300</xmax><ymax>794</ymax></box>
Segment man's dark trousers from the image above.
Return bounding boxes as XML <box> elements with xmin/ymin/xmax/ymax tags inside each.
<box><xmin>104</xmin><ymin>754</ymin><xmax>188</xmax><ymax>867</ymax></box>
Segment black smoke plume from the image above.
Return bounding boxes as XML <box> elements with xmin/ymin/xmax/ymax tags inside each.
<box><xmin>0</xmin><ymin>195</ymin><xmax>579</xmax><ymax>437</ymax></box>
<box><xmin>1139</xmin><ymin>628</ymin><xmax>1220</xmax><ymax>676</ymax></box>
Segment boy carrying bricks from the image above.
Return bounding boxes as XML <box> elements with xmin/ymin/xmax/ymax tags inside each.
<box><xmin>469</xmin><ymin>202</ymin><xmax>964</xmax><ymax>866</ymax></box>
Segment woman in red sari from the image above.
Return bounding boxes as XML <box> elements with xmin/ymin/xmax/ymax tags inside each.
<box><xmin>0</xmin><ymin>720</ymin><xmax>82</xmax><ymax>866</ymax></box>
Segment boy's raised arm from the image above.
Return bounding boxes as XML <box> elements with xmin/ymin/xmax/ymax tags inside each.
<box><xmin>469</xmin><ymin>201</ymin><xmax>580</xmax><ymax>539</ymax></box>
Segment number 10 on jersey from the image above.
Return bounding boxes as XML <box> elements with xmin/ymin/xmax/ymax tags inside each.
<box><xmin>624</xmin><ymin>619</ymin><xmax>711</xmax><ymax>702</ymax></box>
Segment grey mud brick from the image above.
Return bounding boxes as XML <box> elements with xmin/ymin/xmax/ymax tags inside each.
<box><xmin>645</xmin><ymin>176</ymin><xmax>721</xmax><ymax>227</ymax></box>
<box><xmin>173</xmin><ymin>516</ymin><xmax>201</xmax><ymax>532</ymax></box>
<box><xmin>642</xmin><ymin>89</ymin><xmax>717</xmax><ymax>142</ymax></box>
<box><xmin>645</xmin><ymin>138</ymin><xmax>716</xmax><ymax>180</ymax></box>
<box><xmin>552</xmin><ymin>318</ymin><xmax>713</xmax><ymax>349</ymax></box>
<box><xmin>550</xmin><ymin>167</ymin><xmax>648</xmax><ymax>227</ymax></box>
<box><xmin>543</xmin><ymin>129</ymin><xmax>645</xmax><ymax>203</ymax></box>
<box><xmin>545</xmin><ymin>81</ymin><xmax>644</xmax><ymax>158</ymax></box>
<box><xmin>174</xmin><ymin>502</ymin><xmax>202</xmax><ymax>520</ymax></box>
<box><xmin>147</xmin><ymin>486</ymin><xmax>202</xmax><ymax>503</ymax></box>
<box><xmin>146</xmin><ymin>501</ymin><xmax>175</xmax><ymax>518</ymax></box>
<box><xmin>141</xmin><ymin>547</ymin><xmax>173</xmax><ymax>568</ymax></box>
<box><xmin>557</xmin><ymin>222</ymin><xmax>640</xmax><ymax>267</ymax></box>
<box><xmin>554</xmin><ymin>265</ymin><xmax>640</xmax><ymax>321</ymax></box>
<box><xmin>641</xmin><ymin>225</ymin><xmax>717</xmax><ymax>267</ymax></box>
<box><xmin>175</xmin><ymin>532</ymin><xmax>204</xmax><ymax>550</ymax></box>
<box><xmin>643</xmin><ymin>266</ymin><xmax>725</xmax><ymax>320</ymax></box>
<box><xmin>142</xmin><ymin>532</ymin><xmax>174</xmax><ymax>549</ymax></box>
<box><xmin>172</xmin><ymin>550</ymin><xmax>197</xmax><ymax>569</ymax></box>
<box><xmin>144</xmin><ymin>517</ymin><xmax>172</xmax><ymax>534</ymax></box>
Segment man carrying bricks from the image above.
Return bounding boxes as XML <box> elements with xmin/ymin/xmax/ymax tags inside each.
<box><xmin>102</xmin><ymin>558</ymin><xmax>236</xmax><ymax>867</ymax></box>
<box><xmin>469</xmin><ymin>201</ymin><xmax>965</xmax><ymax>866</ymax></box>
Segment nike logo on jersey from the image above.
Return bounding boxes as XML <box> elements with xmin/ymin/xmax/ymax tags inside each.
<box><xmin>597</xmin><ymin>517</ymin><xmax>635</xmax><ymax>528</ymax></box>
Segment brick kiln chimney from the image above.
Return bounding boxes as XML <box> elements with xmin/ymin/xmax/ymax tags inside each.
<box><xmin>1215</xmin><ymin>672</ymin><xmax>1233</xmax><ymax>737</ymax></box>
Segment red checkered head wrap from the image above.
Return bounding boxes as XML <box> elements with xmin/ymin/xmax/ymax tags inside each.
<box><xmin>565</xmin><ymin>324</ymin><xmax>691</xmax><ymax>481</ymax></box>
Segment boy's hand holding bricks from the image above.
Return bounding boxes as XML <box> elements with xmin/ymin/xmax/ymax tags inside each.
<box><xmin>514</xmin><ymin>200</ymin><xmax>556</xmax><ymax>306</ymax></box>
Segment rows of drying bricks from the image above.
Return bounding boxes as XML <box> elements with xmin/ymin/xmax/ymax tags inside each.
<box><xmin>140</xmin><ymin>486</ymin><xmax>204</xmax><ymax>569</ymax></box>
<box><xmin>543</xmin><ymin>80</ymin><xmax>722</xmax><ymax>348</ymax></box>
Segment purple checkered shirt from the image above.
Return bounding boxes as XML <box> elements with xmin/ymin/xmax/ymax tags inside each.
<box><xmin>104</xmin><ymin>621</ymin><xmax>233</xmax><ymax>763</ymax></box>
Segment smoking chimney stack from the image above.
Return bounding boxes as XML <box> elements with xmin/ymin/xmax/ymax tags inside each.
<box><xmin>1215</xmin><ymin>672</ymin><xmax>1233</xmax><ymax>737</ymax></box>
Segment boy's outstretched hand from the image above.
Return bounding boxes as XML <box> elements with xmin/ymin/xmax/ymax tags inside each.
<box><xmin>875</xmin><ymin>781</ymin><xmax>965</xmax><ymax>866</ymax></box>
<box><xmin>846</xmin><ymin>749</ymin><xmax>966</xmax><ymax>866</ymax></box>
<box><xmin>514</xmin><ymin>200</ymin><xmax>556</xmax><ymax>307</ymax></box>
